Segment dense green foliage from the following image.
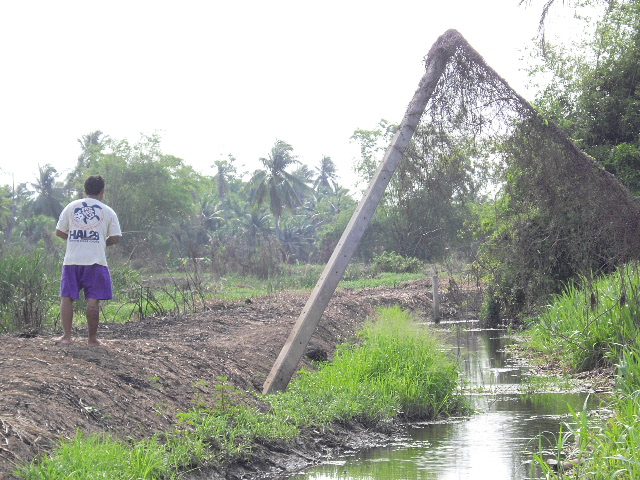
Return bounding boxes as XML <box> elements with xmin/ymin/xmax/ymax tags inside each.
<box><xmin>16</xmin><ymin>308</ymin><xmax>465</xmax><ymax>479</ymax></box>
<box><xmin>350</xmin><ymin>120</ymin><xmax>484</xmax><ymax>263</ymax></box>
<box><xmin>527</xmin><ymin>263</ymin><xmax>640</xmax><ymax>478</ymax></box>
<box><xmin>247</xmin><ymin>139</ymin><xmax>314</xmax><ymax>241</ymax></box>
<box><xmin>531</xmin><ymin>0</ymin><xmax>640</xmax><ymax>196</ymax></box>
<box><xmin>371</xmin><ymin>250</ymin><xmax>425</xmax><ymax>274</ymax></box>
<box><xmin>1</xmin><ymin>132</ymin><xmax>362</xmax><ymax>276</ymax></box>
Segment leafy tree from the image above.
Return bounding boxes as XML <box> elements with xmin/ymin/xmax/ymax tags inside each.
<box><xmin>212</xmin><ymin>154</ymin><xmax>241</xmax><ymax>234</ymax></box>
<box><xmin>530</xmin><ymin>0</ymin><xmax>640</xmax><ymax>195</ymax></box>
<box><xmin>11</xmin><ymin>183</ymin><xmax>31</xmax><ymax>225</ymax></box>
<box><xmin>350</xmin><ymin>119</ymin><xmax>396</xmax><ymax>190</ymax></box>
<box><xmin>279</xmin><ymin>213</ymin><xmax>317</xmax><ymax>262</ymax></box>
<box><xmin>315</xmin><ymin>185</ymin><xmax>354</xmax><ymax>224</ymax></box>
<box><xmin>349</xmin><ymin>119</ymin><xmax>485</xmax><ymax>262</ymax></box>
<box><xmin>248</xmin><ymin>140</ymin><xmax>314</xmax><ymax>240</ymax></box>
<box><xmin>212</xmin><ymin>155</ymin><xmax>238</xmax><ymax>201</ymax></box>
<box><xmin>0</xmin><ymin>185</ymin><xmax>13</xmax><ymax>236</ymax></box>
<box><xmin>81</xmin><ymin>133</ymin><xmax>207</xmax><ymax>259</ymax></box>
<box><xmin>198</xmin><ymin>194</ymin><xmax>226</xmax><ymax>234</ymax></box>
<box><xmin>77</xmin><ymin>130</ymin><xmax>106</xmax><ymax>163</ymax></box>
<box><xmin>291</xmin><ymin>163</ymin><xmax>315</xmax><ymax>185</ymax></box>
<box><xmin>66</xmin><ymin>130</ymin><xmax>107</xmax><ymax>195</ymax></box>
<box><xmin>232</xmin><ymin>202</ymin><xmax>272</xmax><ymax>242</ymax></box>
<box><xmin>315</xmin><ymin>193</ymin><xmax>357</xmax><ymax>263</ymax></box>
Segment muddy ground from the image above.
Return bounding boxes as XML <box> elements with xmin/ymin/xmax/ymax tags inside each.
<box><xmin>1</xmin><ymin>278</ymin><xmax>479</xmax><ymax>479</ymax></box>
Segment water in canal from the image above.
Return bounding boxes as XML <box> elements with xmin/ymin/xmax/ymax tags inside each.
<box><xmin>287</xmin><ymin>320</ymin><xmax>602</xmax><ymax>480</ymax></box>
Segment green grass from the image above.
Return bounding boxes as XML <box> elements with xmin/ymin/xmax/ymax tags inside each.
<box><xmin>271</xmin><ymin>306</ymin><xmax>466</xmax><ymax>423</ymax></box>
<box><xmin>526</xmin><ymin>263</ymin><xmax>640</xmax><ymax>478</ymax></box>
<box><xmin>0</xmin><ymin>242</ymin><xmax>60</xmax><ymax>332</ymax></box>
<box><xmin>528</xmin><ymin>264</ymin><xmax>640</xmax><ymax>372</ymax></box>
<box><xmin>99</xmin><ymin>265</ymin><xmax>428</xmax><ymax>322</ymax></box>
<box><xmin>533</xmin><ymin>364</ymin><xmax>640</xmax><ymax>479</ymax></box>
<box><xmin>339</xmin><ymin>271</ymin><xmax>427</xmax><ymax>290</ymax></box>
<box><xmin>16</xmin><ymin>307</ymin><xmax>466</xmax><ymax>479</ymax></box>
<box><xmin>17</xmin><ymin>431</ymin><xmax>168</xmax><ymax>480</ymax></box>
<box><xmin>199</xmin><ymin>266</ymin><xmax>427</xmax><ymax>299</ymax></box>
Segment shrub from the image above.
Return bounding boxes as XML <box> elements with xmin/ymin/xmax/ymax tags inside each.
<box><xmin>372</xmin><ymin>251</ymin><xmax>425</xmax><ymax>274</ymax></box>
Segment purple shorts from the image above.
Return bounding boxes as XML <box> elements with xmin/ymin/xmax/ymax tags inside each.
<box><xmin>60</xmin><ymin>265</ymin><xmax>113</xmax><ymax>300</ymax></box>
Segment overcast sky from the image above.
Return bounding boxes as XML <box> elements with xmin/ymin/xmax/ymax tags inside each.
<box><xmin>0</xmin><ymin>0</ymin><xmax>585</xmax><ymax>192</ymax></box>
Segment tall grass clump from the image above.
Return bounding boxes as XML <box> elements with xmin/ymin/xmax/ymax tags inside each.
<box><xmin>270</xmin><ymin>306</ymin><xmax>466</xmax><ymax>423</ymax></box>
<box><xmin>528</xmin><ymin>263</ymin><xmax>640</xmax><ymax>372</ymax></box>
<box><xmin>527</xmin><ymin>263</ymin><xmax>640</xmax><ymax>478</ymax></box>
<box><xmin>264</xmin><ymin>262</ymin><xmax>324</xmax><ymax>293</ymax></box>
<box><xmin>533</xmin><ymin>343</ymin><xmax>640</xmax><ymax>479</ymax></box>
<box><xmin>17</xmin><ymin>431</ymin><xmax>167</xmax><ymax>480</ymax></box>
<box><xmin>0</xmin><ymin>241</ymin><xmax>60</xmax><ymax>333</ymax></box>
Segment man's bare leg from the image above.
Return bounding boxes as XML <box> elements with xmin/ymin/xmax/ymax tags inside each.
<box><xmin>52</xmin><ymin>296</ymin><xmax>74</xmax><ymax>344</ymax></box>
<box><xmin>86</xmin><ymin>298</ymin><xmax>106</xmax><ymax>347</ymax></box>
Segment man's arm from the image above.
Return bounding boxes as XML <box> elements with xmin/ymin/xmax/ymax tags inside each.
<box><xmin>106</xmin><ymin>235</ymin><xmax>121</xmax><ymax>247</ymax></box>
<box><xmin>55</xmin><ymin>229</ymin><xmax>68</xmax><ymax>240</ymax></box>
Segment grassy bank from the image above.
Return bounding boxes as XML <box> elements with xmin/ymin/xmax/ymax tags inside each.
<box><xmin>527</xmin><ymin>264</ymin><xmax>640</xmax><ymax>478</ymax></box>
<box><xmin>16</xmin><ymin>307</ymin><xmax>466</xmax><ymax>479</ymax></box>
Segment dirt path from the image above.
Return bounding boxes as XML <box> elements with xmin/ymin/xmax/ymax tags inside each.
<box><xmin>0</xmin><ymin>278</ymin><xmax>453</xmax><ymax>479</ymax></box>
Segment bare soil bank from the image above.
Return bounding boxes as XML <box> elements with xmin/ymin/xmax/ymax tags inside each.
<box><xmin>1</xmin><ymin>278</ymin><xmax>464</xmax><ymax>479</ymax></box>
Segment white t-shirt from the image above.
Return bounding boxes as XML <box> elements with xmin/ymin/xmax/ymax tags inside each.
<box><xmin>56</xmin><ymin>198</ymin><xmax>122</xmax><ymax>266</ymax></box>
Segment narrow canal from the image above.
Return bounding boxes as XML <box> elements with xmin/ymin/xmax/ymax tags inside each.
<box><xmin>287</xmin><ymin>319</ymin><xmax>602</xmax><ymax>480</ymax></box>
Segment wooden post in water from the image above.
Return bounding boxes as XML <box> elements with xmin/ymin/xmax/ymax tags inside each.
<box><xmin>432</xmin><ymin>274</ymin><xmax>440</xmax><ymax>323</ymax></box>
<box><xmin>262</xmin><ymin>31</ymin><xmax>460</xmax><ymax>395</ymax></box>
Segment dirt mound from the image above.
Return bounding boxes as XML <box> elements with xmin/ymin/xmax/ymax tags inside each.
<box><xmin>0</xmin><ymin>278</ymin><xmax>453</xmax><ymax>479</ymax></box>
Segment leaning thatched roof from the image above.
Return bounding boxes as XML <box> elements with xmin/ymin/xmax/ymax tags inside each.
<box><xmin>419</xmin><ymin>29</ymin><xmax>640</xmax><ymax>275</ymax></box>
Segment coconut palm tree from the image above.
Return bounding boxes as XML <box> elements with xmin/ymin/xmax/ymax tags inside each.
<box><xmin>248</xmin><ymin>140</ymin><xmax>313</xmax><ymax>240</ymax></box>
<box><xmin>212</xmin><ymin>156</ymin><xmax>237</xmax><ymax>233</ymax></box>
<box><xmin>314</xmin><ymin>155</ymin><xmax>338</xmax><ymax>195</ymax></box>
<box><xmin>233</xmin><ymin>202</ymin><xmax>272</xmax><ymax>243</ymax></box>
<box><xmin>26</xmin><ymin>164</ymin><xmax>65</xmax><ymax>220</ymax></box>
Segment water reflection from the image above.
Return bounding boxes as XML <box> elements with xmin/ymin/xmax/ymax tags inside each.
<box><xmin>287</xmin><ymin>322</ymin><xmax>601</xmax><ymax>480</ymax></box>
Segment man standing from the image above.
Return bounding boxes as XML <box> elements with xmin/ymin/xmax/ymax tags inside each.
<box><xmin>52</xmin><ymin>175</ymin><xmax>121</xmax><ymax>347</ymax></box>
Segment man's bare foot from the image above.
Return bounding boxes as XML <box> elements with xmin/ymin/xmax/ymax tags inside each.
<box><xmin>52</xmin><ymin>336</ymin><xmax>72</xmax><ymax>344</ymax></box>
<box><xmin>87</xmin><ymin>339</ymin><xmax>109</xmax><ymax>348</ymax></box>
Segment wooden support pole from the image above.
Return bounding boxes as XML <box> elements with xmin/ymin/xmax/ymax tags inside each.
<box><xmin>432</xmin><ymin>274</ymin><xmax>440</xmax><ymax>323</ymax></box>
<box><xmin>262</xmin><ymin>31</ymin><xmax>459</xmax><ymax>395</ymax></box>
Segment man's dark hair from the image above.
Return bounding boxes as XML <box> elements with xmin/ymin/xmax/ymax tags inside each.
<box><xmin>84</xmin><ymin>175</ymin><xmax>105</xmax><ymax>196</ymax></box>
